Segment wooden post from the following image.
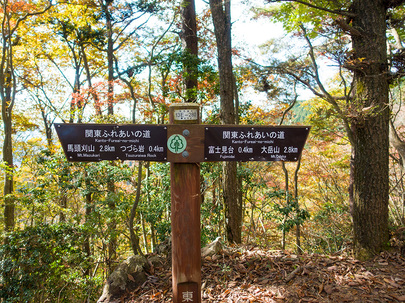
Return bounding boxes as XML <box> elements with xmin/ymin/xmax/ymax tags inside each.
<box><xmin>55</xmin><ymin>120</ymin><xmax>310</xmax><ymax>302</ymax></box>
<box><xmin>169</xmin><ymin>103</ymin><xmax>201</xmax><ymax>303</ymax></box>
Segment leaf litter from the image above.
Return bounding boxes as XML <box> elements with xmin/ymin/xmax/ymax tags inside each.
<box><xmin>125</xmin><ymin>246</ymin><xmax>405</xmax><ymax>302</ymax></box>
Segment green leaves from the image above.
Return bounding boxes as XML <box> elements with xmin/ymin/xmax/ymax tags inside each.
<box><xmin>256</xmin><ymin>0</ymin><xmax>351</xmax><ymax>39</ymax></box>
<box><xmin>0</xmin><ymin>224</ymin><xmax>101</xmax><ymax>303</ymax></box>
<box><xmin>267</xmin><ymin>188</ymin><xmax>310</xmax><ymax>233</ymax></box>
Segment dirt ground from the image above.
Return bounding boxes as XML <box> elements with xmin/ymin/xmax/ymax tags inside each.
<box><xmin>124</xmin><ymin>246</ymin><xmax>405</xmax><ymax>302</ymax></box>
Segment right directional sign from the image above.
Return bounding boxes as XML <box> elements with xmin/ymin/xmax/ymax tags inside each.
<box><xmin>204</xmin><ymin>126</ymin><xmax>310</xmax><ymax>162</ymax></box>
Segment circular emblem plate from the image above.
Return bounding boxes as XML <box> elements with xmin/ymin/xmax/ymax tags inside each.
<box><xmin>167</xmin><ymin>134</ymin><xmax>187</xmax><ymax>154</ymax></box>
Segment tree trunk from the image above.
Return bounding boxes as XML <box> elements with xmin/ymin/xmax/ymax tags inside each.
<box><xmin>141</xmin><ymin>213</ymin><xmax>149</xmax><ymax>253</ymax></box>
<box><xmin>351</xmin><ymin>0</ymin><xmax>390</xmax><ymax>260</ymax></box>
<box><xmin>2</xmin><ymin>67</ymin><xmax>15</xmax><ymax>232</ymax></box>
<box><xmin>181</xmin><ymin>0</ymin><xmax>198</xmax><ymax>103</ymax></box>
<box><xmin>1</xmin><ymin>6</ymin><xmax>15</xmax><ymax>233</ymax></box>
<box><xmin>294</xmin><ymin>159</ymin><xmax>302</xmax><ymax>255</ymax></box>
<box><xmin>3</xmin><ymin>111</ymin><xmax>14</xmax><ymax>232</ymax></box>
<box><xmin>129</xmin><ymin>162</ymin><xmax>144</xmax><ymax>256</ymax></box>
<box><xmin>69</xmin><ymin>59</ymin><xmax>81</xmax><ymax>123</ymax></box>
<box><xmin>82</xmin><ymin>44</ymin><xmax>102</xmax><ymax>117</ymax></box>
<box><xmin>102</xmin><ymin>0</ymin><xmax>114</xmax><ymax>115</ymax></box>
<box><xmin>222</xmin><ymin>161</ymin><xmax>242</xmax><ymax>243</ymax></box>
<box><xmin>281</xmin><ymin>162</ymin><xmax>289</xmax><ymax>250</ymax></box>
<box><xmin>210</xmin><ymin>0</ymin><xmax>242</xmax><ymax>244</ymax></box>
<box><xmin>84</xmin><ymin>172</ymin><xmax>94</xmax><ymax>276</ymax></box>
<box><xmin>107</xmin><ymin>183</ymin><xmax>117</xmax><ymax>273</ymax></box>
<box><xmin>151</xmin><ymin>223</ymin><xmax>156</xmax><ymax>252</ymax></box>
<box><xmin>209</xmin><ymin>0</ymin><xmax>235</xmax><ymax>124</ymax></box>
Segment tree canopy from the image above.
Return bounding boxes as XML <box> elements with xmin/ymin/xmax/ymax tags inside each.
<box><xmin>0</xmin><ymin>0</ymin><xmax>404</xmax><ymax>301</ymax></box>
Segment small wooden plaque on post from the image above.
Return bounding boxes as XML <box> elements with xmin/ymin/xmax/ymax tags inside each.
<box><xmin>177</xmin><ymin>282</ymin><xmax>199</xmax><ymax>303</ymax></box>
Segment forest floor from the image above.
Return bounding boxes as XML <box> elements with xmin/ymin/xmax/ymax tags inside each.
<box><xmin>124</xmin><ymin>246</ymin><xmax>405</xmax><ymax>302</ymax></box>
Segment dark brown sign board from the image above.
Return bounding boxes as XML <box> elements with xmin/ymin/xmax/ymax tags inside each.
<box><xmin>55</xmin><ymin>124</ymin><xmax>310</xmax><ymax>163</ymax></box>
<box><xmin>204</xmin><ymin>126</ymin><xmax>310</xmax><ymax>162</ymax></box>
<box><xmin>54</xmin><ymin>123</ymin><xmax>167</xmax><ymax>162</ymax></box>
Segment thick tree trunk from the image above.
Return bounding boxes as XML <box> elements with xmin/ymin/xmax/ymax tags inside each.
<box><xmin>351</xmin><ymin>0</ymin><xmax>390</xmax><ymax>260</ymax></box>
<box><xmin>222</xmin><ymin>161</ymin><xmax>242</xmax><ymax>243</ymax></box>
<box><xmin>209</xmin><ymin>0</ymin><xmax>235</xmax><ymax>124</ymax></box>
<box><xmin>209</xmin><ymin>0</ymin><xmax>242</xmax><ymax>244</ymax></box>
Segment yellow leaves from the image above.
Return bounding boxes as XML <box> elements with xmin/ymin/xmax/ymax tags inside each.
<box><xmin>12</xmin><ymin>112</ymin><xmax>39</xmax><ymax>133</ymax></box>
<box><xmin>26</xmin><ymin>137</ymin><xmax>43</xmax><ymax>145</ymax></box>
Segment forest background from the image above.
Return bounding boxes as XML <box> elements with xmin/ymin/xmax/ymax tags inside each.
<box><xmin>0</xmin><ymin>0</ymin><xmax>405</xmax><ymax>302</ymax></box>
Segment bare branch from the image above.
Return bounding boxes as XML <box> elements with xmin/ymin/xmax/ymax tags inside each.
<box><xmin>113</xmin><ymin>15</ymin><xmax>151</xmax><ymax>52</ymax></box>
<box><xmin>280</xmin><ymin>81</ymin><xmax>298</xmax><ymax>125</ymax></box>
<box><xmin>300</xmin><ymin>25</ymin><xmax>355</xmax><ymax>143</ymax></box>
<box><xmin>44</xmin><ymin>54</ymin><xmax>74</xmax><ymax>90</ymax></box>
<box><xmin>389</xmin><ymin>120</ymin><xmax>405</xmax><ymax>163</ymax></box>
<box><xmin>266</xmin><ymin>0</ymin><xmax>356</xmax><ymax>18</ymax></box>
<box><xmin>335</xmin><ymin>17</ymin><xmax>362</xmax><ymax>37</ymax></box>
<box><xmin>13</xmin><ymin>1</ymin><xmax>53</xmax><ymax>35</ymax></box>
<box><xmin>146</xmin><ymin>15</ymin><xmax>177</xmax><ymax>110</ymax></box>
<box><xmin>385</xmin><ymin>0</ymin><xmax>405</xmax><ymax>8</ymax></box>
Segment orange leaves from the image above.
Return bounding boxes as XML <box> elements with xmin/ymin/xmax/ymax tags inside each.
<box><xmin>0</xmin><ymin>0</ymin><xmax>38</xmax><ymax>15</ymax></box>
<box><xmin>70</xmin><ymin>80</ymin><xmax>139</xmax><ymax>114</ymax></box>
<box><xmin>10</xmin><ymin>1</ymin><xmax>35</xmax><ymax>13</ymax></box>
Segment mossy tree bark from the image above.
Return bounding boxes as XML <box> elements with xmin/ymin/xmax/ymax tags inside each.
<box><xmin>350</xmin><ymin>0</ymin><xmax>391</xmax><ymax>259</ymax></box>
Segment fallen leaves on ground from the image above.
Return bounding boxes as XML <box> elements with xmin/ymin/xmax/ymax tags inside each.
<box><xmin>125</xmin><ymin>247</ymin><xmax>405</xmax><ymax>302</ymax></box>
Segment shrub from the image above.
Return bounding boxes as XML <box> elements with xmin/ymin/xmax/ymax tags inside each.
<box><xmin>0</xmin><ymin>223</ymin><xmax>102</xmax><ymax>303</ymax></box>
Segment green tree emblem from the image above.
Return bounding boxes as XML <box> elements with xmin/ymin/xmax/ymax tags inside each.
<box><xmin>168</xmin><ymin>134</ymin><xmax>186</xmax><ymax>153</ymax></box>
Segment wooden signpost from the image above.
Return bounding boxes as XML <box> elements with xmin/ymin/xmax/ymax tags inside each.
<box><xmin>55</xmin><ymin>103</ymin><xmax>310</xmax><ymax>303</ymax></box>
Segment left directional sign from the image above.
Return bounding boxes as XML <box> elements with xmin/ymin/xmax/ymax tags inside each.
<box><xmin>54</xmin><ymin>123</ymin><xmax>167</xmax><ymax>162</ymax></box>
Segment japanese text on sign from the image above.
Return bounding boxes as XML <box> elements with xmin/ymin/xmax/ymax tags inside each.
<box><xmin>221</xmin><ymin>129</ymin><xmax>285</xmax><ymax>140</ymax></box>
<box><xmin>55</xmin><ymin>124</ymin><xmax>167</xmax><ymax>162</ymax></box>
<box><xmin>84</xmin><ymin>128</ymin><xmax>151</xmax><ymax>139</ymax></box>
<box><xmin>182</xmin><ymin>291</ymin><xmax>194</xmax><ymax>302</ymax></box>
<box><xmin>204</xmin><ymin>126</ymin><xmax>310</xmax><ymax>162</ymax></box>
